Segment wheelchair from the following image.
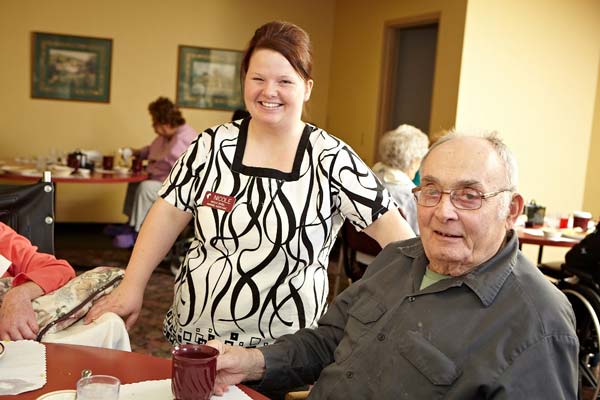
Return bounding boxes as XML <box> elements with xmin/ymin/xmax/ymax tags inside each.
<box><xmin>0</xmin><ymin>173</ymin><xmax>55</xmax><ymax>254</ymax></box>
<box><xmin>540</xmin><ymin>262</ymin><xmax>600</xmax><ymax>399</ymax></box>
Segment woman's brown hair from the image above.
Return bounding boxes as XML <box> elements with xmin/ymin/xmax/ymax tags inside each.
<box><xmin>148</xmin><ymin>97</ymin><xmax>185</xmax><ymax>127</ymax></box>
<box><xmin>241</xmin><ymin>21</ymin><xmax>313</xmax><ymax>82</ymax></box>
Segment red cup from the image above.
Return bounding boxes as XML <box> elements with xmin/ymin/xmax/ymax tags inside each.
<box><xmin>171</xmin><ymin>344</ymin><xmax>219</xmax><ymax>400</ymax></box>
<box><xmin>573</xmin><ymin>211</ymin><xmax>592</xmax><ymax>231</ymax></box>
<box><xmin>67</xmin><ymin>153</ymin><xmax>79</xmax><ymax>169</ymax></box>
<box><xmin>131</xmin><ymin>157</ymin><xmax>143</xmax><ymax>174</ymax></box>
<box><xmin>559</xmin><ymin>217</ymin><xmax>569</xmax><ymax>229</ymax></box>
<box><xmin>102</xmin><ymin>155</ymin><xmax>114</xmax><ymax>170</ymax></box>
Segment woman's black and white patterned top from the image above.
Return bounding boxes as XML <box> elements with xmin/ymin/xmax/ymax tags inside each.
<box><xmin>159</xmin><ymin>118</ymin><xmax>396</xmax><ymax>347</ymax></box>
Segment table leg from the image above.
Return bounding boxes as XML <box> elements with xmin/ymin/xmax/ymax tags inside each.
<box><xmin>537</xmin><ymin>245</ymin><xmax>544</xmax><ymax>265</ymax></box>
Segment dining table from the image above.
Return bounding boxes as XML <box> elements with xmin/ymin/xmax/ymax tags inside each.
<box><xmin>1</xmin><ymin>343</ymin><xmax>269</xmax><ymax>400</ymax></box>
<box><xmin>0</xmin><ymin>169</ymin><xmax>148</xmax><ymax>184</ymax></box>
<box><xmin>517</xmin><ymin>228</ymin><xmax>581</xmax><ymax>265</ymax></box>
<box><xmin>0</xmin><ymin>166</ymin><xmax>149</xmax><ymax>224</ymax></box>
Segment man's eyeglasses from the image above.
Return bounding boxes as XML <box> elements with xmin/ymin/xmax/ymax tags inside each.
<box><xmin>412</xmin><ymin>184</ymin><xmax>512</xmax><ymax>210</ymax></box>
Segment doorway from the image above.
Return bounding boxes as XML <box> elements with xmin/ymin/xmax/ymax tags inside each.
<box><xmin>376</xmin><ymin>18</ymin><xmax>438</xmax><ymax>160</ymax></box>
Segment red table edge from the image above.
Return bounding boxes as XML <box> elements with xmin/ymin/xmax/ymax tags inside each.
<box><xmin>0</xmin><ymin>171</ymin><xmax>148</xmax><ymax>184</ymax></box>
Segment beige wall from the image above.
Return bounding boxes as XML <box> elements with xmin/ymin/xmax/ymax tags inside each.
<box><xmin>326</xmin><ymin>0</ymin><xmax>468</xmax><ymax>163</ymax></box>
<box><xmin>455</xmin><ymin>0</ymin><xmax>600</xmax><ymax>262</ymax></box>
<box><xmin>0</xmin><ymin>0</ymin><xmax>335</xmax><ymax>222</ymax></box>
<box><xmin>583</xmin><ymin>63</ymin><xmax>600</xmax><ymax>218</ymax></box>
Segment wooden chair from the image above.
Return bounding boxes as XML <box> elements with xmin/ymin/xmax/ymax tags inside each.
<box><xmin>285</xmin><ymin>390</ymin><xmax>310</xmax><ymax>400</ymax></box>
<box><xmin>343</xmin><ymin>208</ymin><xmax>406</xmax><ymax>282</ymax></box>
<box><xmin>330</xmin><ymin>209</ymin><xmax>406</xmax><ymax>297</ymax></box>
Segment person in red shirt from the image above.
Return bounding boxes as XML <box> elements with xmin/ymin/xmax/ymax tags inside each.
<box><xmin>0</xmin><ymin>222</ymin><xmax>75</xmax><ymax>340</ymax></box>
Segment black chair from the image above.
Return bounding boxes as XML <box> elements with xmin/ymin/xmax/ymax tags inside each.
<box><xmin>168</xmin><ymin>222</ymin><xmax>195</xmax><ymax>275</ymax></box>
<box><xmin>0</xmin><ymin>175</ymin><xmax>55</xmax><ymax>254</ymax></box>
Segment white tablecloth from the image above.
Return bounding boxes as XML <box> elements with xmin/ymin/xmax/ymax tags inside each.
<box><xmin>42</xmin><ymin>312</ymin><xmax>131</xmax><ymax>351</ymax></box>
<box><xmin>120</xmin><ymin>379</ymin><xmax>252</xmax><ymax>400</ymax></box>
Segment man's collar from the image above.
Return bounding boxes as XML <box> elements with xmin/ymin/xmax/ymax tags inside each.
<box><xmin>461</xmin><ymin>230</ymin><xmax>518</xmax><ymax>306</ymax></box>
<box><xmin>399</xmin><ymin>231</ymin><xmax>518</xmax><ymax>306</ymax></box>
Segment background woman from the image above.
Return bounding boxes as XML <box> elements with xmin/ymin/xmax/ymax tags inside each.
<box><xmin>87</xmin><ymin>21</ymin><xmax>414</xmax><ymax>347</ymax></box>
<box><xmin>110</xmin><ymin>97</ymin><xmax>198</xmax><ymax>248</ymax></box>
<box><xmin>372</xmin><ymin>124</ymin><xmax>429</xmax><ymax>234</ymax></box>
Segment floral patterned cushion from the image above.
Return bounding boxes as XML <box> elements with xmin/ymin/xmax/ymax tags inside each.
<box><xmin>0</xmin><ymin>266</ymin><xmax>124</xmax><ymax>340</ymax></box>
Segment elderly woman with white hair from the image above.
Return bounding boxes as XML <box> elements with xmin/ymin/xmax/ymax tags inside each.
<box><xmin>372</xmin><ymin>124</ymin><xmax>429</xmax><ymax>234</ymax></box>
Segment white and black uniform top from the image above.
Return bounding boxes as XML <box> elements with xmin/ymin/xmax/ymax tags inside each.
<box><xmin>159</xmin><ymin>118</ymin><xmax>397</xmax><ymax>347</ymax></box>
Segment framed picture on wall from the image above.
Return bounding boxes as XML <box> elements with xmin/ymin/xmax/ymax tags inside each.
<box><xmin>176</xmin><ymin>45</ymin><xmax>244</xmax><ymax>111</ymax></box>
<box><xmin>31</xmin><ymin>32</ymin><xmax>113</xmax><ymax>103</ymax></box>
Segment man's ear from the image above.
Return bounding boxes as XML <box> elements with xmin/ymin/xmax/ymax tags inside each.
<box><xmin>506</xmin><ymin>193</ymin><xmax>524</xmax><ymax>228</ymax></box>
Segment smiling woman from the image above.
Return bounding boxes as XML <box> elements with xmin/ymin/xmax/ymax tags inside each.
<box><xmin>85</xmin><ymin>21</ymin><xmax>414</xmax><ymax>359</ymax></box>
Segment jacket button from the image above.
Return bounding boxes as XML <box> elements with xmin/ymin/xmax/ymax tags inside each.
<box><xmin>346</xmin><ymin>371</ymin><xmax>353</xmax><ymax>378</ymax></box>
<box><xmin>408</xmin><ymin>296</ymin><xmax>416</xmax><ymax>302</ymax></box>
<box><xmin>377</xmin><ymin>333</ymin><xmax>386</xmax><ymax>341</ymax></box>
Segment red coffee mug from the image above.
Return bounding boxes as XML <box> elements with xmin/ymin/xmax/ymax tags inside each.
<box><xmin>102</xmin><ymin>155</ymin><xmax>114</xmax><ymax>170</ymax></box>
<box><xmin>573</xmin><ymin>211</ymin><xmax>592</xmax><ymax>231</ymax></box>
<box><xmin>172</xmin><ymin>344</ymin><xmax>219</xmax><ymax>400</ymax></box>
<box><xmin>131</xmin><ymin>157</ymin><xmax>143</xmax><ymax>174</ymax></box>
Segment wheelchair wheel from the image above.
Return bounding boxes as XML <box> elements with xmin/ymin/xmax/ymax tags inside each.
<box><xmin>561</xmin><ymin>282</ymin><xmax>600</xmax><ymax>399</ymax></box>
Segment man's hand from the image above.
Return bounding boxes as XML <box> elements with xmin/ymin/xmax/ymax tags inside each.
<box><xmin>84</xmin><ymin>280</ymin><xmax>144</xmax><ymax>329</ymax></box>
<box><xmin>0</xmin><ymin>282</ymin><xmax>43</xmax><ymax>340</ymax></box>
<box><xmin>207</xmin><ymin>340</ymin><xmax>266</xmax><ymax>396</ymax></box>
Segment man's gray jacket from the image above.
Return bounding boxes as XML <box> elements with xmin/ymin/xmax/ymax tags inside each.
<box><xmin>258</xmin><ymin>231</ymin><xmax>578</xmax><ymax>399</ymax></box>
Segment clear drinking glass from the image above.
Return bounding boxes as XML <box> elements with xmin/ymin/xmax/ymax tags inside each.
<box><xmin>76</xmin><ymin>375</ymin><xmax>120</xmax><ymax>400</ymax></box>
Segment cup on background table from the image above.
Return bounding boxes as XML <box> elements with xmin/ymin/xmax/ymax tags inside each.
<box><xmin>131</xmin><ymin>157</ymin><xmax>143</xmax><ymax>174</ymax></box>
<box><xmin>76</xmin><ymin>375</ymin><xmax>120</xmax><ymax>400</ymax></box>
<box><xmin>172</xmin><ymin>344</ymin><xmax>219</xmax><ymax>400</ymax></box>
<box><xmin>573</xmin><ymin>211</ymin><xmax>592</xmax><ymax>231</ymax></box>
<box><xmin>102</xmin><ymin>155</ymin><xmax>114</xmax><ymax>170</ymax></box>
<box><xmin>67</xmin><ymin>153</ymin><xmax>79</xmax><ymax>170</ymax></box>
<box><xmin>559</xmin><ymin>214</ymin><xmax>570</xmax><ymax>229</ymax></box>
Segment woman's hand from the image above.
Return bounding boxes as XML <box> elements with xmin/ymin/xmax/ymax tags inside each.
<box><xmin>206</xmin><ymin>340</ymin><xmax>266</xmax><ymax>396</ymax></box>
<box><xmin>84</xmin><ymin>200</ymin><xmax>191</xmax><ymax>330</ymax></box>
<box><xmin>84</xmin><ymin>279</ymin><xmax>144</xmax><ymax>329</ymax></box>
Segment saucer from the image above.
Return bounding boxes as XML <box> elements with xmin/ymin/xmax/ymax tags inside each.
<box><xmin>35</xmin><ymin>390</ymin><xmax>76</xmax><ymax>400</ymax></box>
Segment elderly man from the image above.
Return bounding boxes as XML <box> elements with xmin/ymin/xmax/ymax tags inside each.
<box><xmin>209</xmin><ymin>132</ymin><xmax>578</xmax><ymax>399</ymax></box>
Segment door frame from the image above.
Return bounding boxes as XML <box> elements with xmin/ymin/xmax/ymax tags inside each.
<box><xmin>375</xmin><ymin>12</ymin><xmax>440</xmax><ymax>161</ymax></box>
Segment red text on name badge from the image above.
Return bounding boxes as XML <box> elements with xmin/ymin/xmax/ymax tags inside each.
<box><xmin>202</xmin><ymin>191</ymin><xmax>236</xmax><ymax>212</ymax></box>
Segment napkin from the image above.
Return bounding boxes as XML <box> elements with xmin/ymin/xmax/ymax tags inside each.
<box><xmin>120</xmin><ymin>379</ymin><xmax>252</xmax><ymax>400</ymax></box>
<box><xmin>0</xmin><ymin>340</ymin><xmax>46</xmax><ymax>395</ymax></box>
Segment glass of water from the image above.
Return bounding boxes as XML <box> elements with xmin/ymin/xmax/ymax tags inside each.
<box><xmin>76</xmin><ymin>375</ymin><xmax>120</xmax><ymax>400</ymax></box>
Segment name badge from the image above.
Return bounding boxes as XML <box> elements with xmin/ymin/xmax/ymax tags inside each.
<box><xmin>202</xmin><ymin>191</ymin><xmax>236</xmax><ymax>212</ymax></box>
